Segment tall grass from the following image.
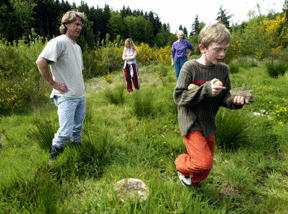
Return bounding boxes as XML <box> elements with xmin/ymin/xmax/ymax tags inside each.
<box><xmin>265</xmin><ymin>60</ymin><xmax>288</xmax><ymax>78</ymax></box>
<box><xmin>103</xmin><ymin>84</ymin><xmax>126</xmax><ymax>105</ymax></box>
<box><xmin>229</xmin><ymin>61</ymin><xmax>240</xmax><ymax>73</ymax></box>
<box><xmin>28</xmin><ymin>119</ymin><xmax>56</xmax><ymax>151</ymax></box>
<box><xmin>131</xmin><ymin>91</ymin><xmax>155</xmax><ymax>118</ymax></box>
<box><xmin>1</xmin><ymin>64</ymin><xmax>288</xmax><ymax>213</ymax></box>
<box><xmin>216</xmin><ymin>108</ymin><xmax>253</xmax><ymax>150</ymax></box>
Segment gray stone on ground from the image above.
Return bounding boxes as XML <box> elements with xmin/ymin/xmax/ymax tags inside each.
<box><xmin>115</xmin><ymin>178</ymin><xmax>149</xmax><ymax>202</ymax></box>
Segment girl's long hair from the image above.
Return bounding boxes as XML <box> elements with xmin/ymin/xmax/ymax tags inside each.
<box><xmin>124</xmin><ymin>38</ymin><xmax>136</xmax><ymax>51</ymax></box>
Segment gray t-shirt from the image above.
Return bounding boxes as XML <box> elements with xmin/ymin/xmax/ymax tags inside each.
<box><xmin>39</xmin><ymin>35</ymin><xmax>85</xmax><ymax>98</ymax></box>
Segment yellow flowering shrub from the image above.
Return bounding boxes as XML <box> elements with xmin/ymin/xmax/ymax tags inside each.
<box><xmin>102</xmin><ymin>73</ymin><xmax>113</xmax><ymax>84</ymax></box>
<box><xmin>153</xmin><ymin>46</ymin><xmax>171</xmax><ymax>65</ymax></box>
<box><xmin>0</xmin><ymin>36</ymin><xmax>45</xmax><ymax>114</ymax></box>
<box><xmin>0</xmin><ymin>80</ymin><xmax>30</xmax><ymax>113</ymax></box>
<box><xmin>137</xmin><ymin>42</ymin><xmax>153</xmax><ymax>65</ymax></box>
<box><xmin>263</xmin><ymin>13</ymin><xmax>287</xmax><ymax>48</ymax></box>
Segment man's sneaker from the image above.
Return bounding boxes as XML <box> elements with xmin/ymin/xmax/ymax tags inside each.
<box><xmin>177</xmin><ymin>171</ymin><xmax>192</xmax><ymax>187</ymax></box>
<box><xmin>49</xmin><ymin>146</ymin><xmax>63</xmax><ymax>165</ymax></box>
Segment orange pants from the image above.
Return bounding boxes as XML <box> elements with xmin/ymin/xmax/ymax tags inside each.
<box><xmin>175</xmin><ymin>131</ymin><xmax>215</xmax><ymax>186</ymax></box>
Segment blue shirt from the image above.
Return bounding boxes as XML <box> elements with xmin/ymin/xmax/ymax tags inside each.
<box><xmin>172</xmin><ymin>39</ymin><xmax>194</xmax><ymax>59</ymax></box>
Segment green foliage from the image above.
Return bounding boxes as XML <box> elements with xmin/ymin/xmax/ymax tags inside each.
<box><xmin>82</xmin><ymin>43</ymin><xmax>123</xmax><ymax>79</ymax></box>
<box><xmin>234</xmin><ymin>56</ymin><xmax>258</xmax><ymax>68</ymax></box>
<box><xmin>216</xmin><ymin>109</ymin><xmax>253</xmax><ymax>150</ymax></box>
<box><xmin>1</xmin><ymin>64</ymin><xmax>288</xmax><ymax>213</ymax></box>
<box><xmin>131</xmin><ymin>91</ymin><xmax>154</xmax><ymax>118</ymax></box>
<box><xmin>272</xmin><ymin>105</ymin><xmax>288</xmax><ymax>125</ymax></box>
<box><xmin>1</xmin><ymin>167</ymin><xmax>68</xmax><ymax>213</ymax></box>
<box><xmin>103</xmin><ymin>84</ymin><xmax>126</xmax><ymax>105</ymax></box>
<box><xmin>228</xmin><ymin>61</ymin><xmax>240</xmax><ymax>73</ymax></box>
<box><xmin>0</xmin><ymin>35</ymin><xmax>47</xmax><ymax>114</ymax></box>
<box><xmin>53</xmin><ymin>127</ymin><xmax>114</xmax><ymax>178</ymax></box>
<box><xmin>265</xmin><ymin>60</ymin><xmax>288</xmax><ymax>78</ymax></box>
<box><xmin>28</xmin><ymin>119</ymin><xmax>57</xmax><ymax>151</ymax></box>
<box><xmin>216</xmin><ymin>6</ymin><xmax>232</xmax><ymax>29</ymax></box>
<box><xmin>1</xmin><ymin>0</ymin><xmax>172</xmax><ymax>48</ymax></box>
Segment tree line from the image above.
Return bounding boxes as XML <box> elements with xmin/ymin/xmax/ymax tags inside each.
<box><xmin>1</xmin><ymin>0</ymin><xmax>287</xmax><ymax>49</ymax></box>
<box><xmin>0</xmin><ymin>0</ymin><xmax>175</xmax><ymax>48</ymax></box>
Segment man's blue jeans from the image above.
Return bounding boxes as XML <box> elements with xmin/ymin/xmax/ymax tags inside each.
<box><xmin>174</xmin><ymin>57</ymin><xmax>187</xmax><ymax>80</ymax></box>
<box><xmin>52</xmin><ymin>95</ymin><xmax>86</xmax><ymax>149</ymax></box>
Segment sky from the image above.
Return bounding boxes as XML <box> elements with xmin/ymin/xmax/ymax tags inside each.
<box><xmin>68</xmin><ymin>0</ymin><xmax>285</xmax><ymax>33</ymax></box>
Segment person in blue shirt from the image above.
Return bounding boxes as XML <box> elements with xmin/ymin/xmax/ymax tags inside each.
<box><xmin>171</xmin><ymin>30</ymin><xmax>194</xmax><ymax>80</ymax></box>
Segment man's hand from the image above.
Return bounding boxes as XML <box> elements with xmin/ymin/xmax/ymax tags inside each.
<box><xmin>211</xmin><ymin>78</ymin><xmax>226</xmax><ymax>96</ymax></box>
<box><xmin>51</xmin><ymin>81</ymin><xmax>68</xmax><ymax>93</ymax></box>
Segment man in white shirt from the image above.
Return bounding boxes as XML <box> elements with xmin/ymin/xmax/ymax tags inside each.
<box><xmin>36</xmin><ymin>11</ymin><xmax>86</xmax><ymax>164</ymax></box>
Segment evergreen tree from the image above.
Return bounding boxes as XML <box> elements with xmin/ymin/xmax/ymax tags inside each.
<box><xmin>190</xmin><ymin>15</ymin><xmax>200</xmax><ymax>36</ymax></box>
<box><xmin>216</xmin><ymin>6</ymin><xmax>232</xmax><ymax>29</ymax></box>
<box><xmin>183</xmin><ymin>27</ymin><xmax>188</xmax><ymax>37</ymax></box>
<box><xmin>283</xmin><ymin>0</ymin><xmax>288</xmax><ymax>11</ymax></box>
<box><xmin>10</xmin><ymin>0</ymin><xmax>36</xmax><ymax>39</ymax></box>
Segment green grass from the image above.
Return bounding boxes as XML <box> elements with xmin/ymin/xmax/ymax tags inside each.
<box><xmin>265</xmin><ymin>60</ymin><xmax>288</xmax><ymax>78</ymax></box>
<box><xmin>0</xmin><ymin>63</ymin><xmax>288</xmax><ymax>213</ymax></box>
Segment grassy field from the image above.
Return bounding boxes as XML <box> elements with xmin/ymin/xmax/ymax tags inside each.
<box><xmin>0</xmin><ymin>62</ymin><xmax>288</xmax><ymax>213</ymax></box>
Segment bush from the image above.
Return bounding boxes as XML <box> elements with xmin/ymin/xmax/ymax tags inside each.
<box><xmin>83</xmin><ymin>45</ymin><xmax>123</xmax><ymax>79</ymax></box>
<box><xmin>265</xmin><ymin>60</ymin><xmax>288</xmax><ymax>78</ymax></box>
<box><xmin>153</xmin><ymin>46</ymin><xmax>171</xmax><ymax>65</ymax></box>
<box><xmin>0</xmin><ymin>36</ymin><xmax>46</xmax><ymax>114</ymax></box>
<box><xmin>137</xmin><ymin>42</ymin><xmax>153</xmax><ymax>65</ymax></box>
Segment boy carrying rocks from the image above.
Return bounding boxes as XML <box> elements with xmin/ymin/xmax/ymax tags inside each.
<box><xmin>174</xmin><ymin>23</ymin><xmax>251</xmax><ymax>187</ymax></box>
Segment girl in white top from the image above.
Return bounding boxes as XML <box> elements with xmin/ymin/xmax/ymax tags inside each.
<box><xmin>122</xmin><ymin>38</ymin><xmax>139</xmax><ymax>92</ymax></box>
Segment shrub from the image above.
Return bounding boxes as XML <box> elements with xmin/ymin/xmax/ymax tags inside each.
<box><xmin>0</xmin><ymin>36</ymin><xmax>46</xmax><ymax>114</ymax></box>
<box><xmin>153</xmin><ymin>46</ymin><xmax>171</xmax><ymax>65</ymax></box>
<box><xmin>83</xmin><ymin>46</ymin><xmax>123</xmax><ymax>79</ymax></box>
<box><xmin>265</xmin><ymin>60</ymin><xmax>288</xmax><ymax>78</ymax></box>
<box><xmin>102</xmin><ymin>73</ymin><xmax>113</xmax><ymax>84</ymax></box>
<box><xmin>137</xmin><ymin>42</ymin><xmax>153</xmax><ymax>65</ymax></box>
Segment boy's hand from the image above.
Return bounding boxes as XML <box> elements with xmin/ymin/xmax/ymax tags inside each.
<box><xmin>233</xmin><ymin>95</ymin><xmax>251</xmax><ymax>105</ymax></box>
<box><xmin>211</xmin><ymin>78</ymin><xmax>226</xmax><ymax>96</ymax></box>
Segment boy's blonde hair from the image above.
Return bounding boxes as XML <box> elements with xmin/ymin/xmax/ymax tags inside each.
<box><xmin>198</xmin><ymin>23</ymin><xmax>230</xmax><ymax>47</ymax></box>
<box><xmin>59</xmin><ymin>11</ymin><xmax>86</xmax><ymax>34</ymax></box>
<box><xmin>124</xmin><ymin>38</ymin><xmax>136</xmax><ymax>51</ymax></box>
